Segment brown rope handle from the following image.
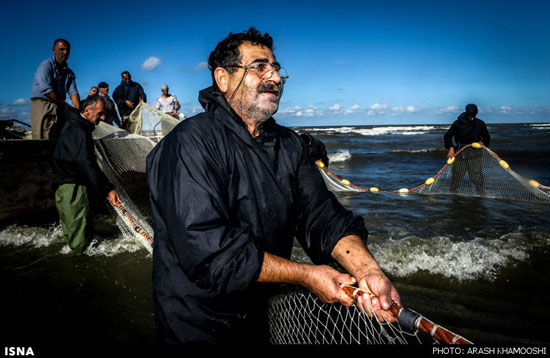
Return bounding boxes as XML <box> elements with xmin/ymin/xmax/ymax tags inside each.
<box><xmin>340</xmin><ymin>285</ymin><xmax>472</xmax><ymax>345</ymax></box>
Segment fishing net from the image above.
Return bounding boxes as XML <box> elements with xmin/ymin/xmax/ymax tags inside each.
<box><xmin>268</xmin><ymin>288</ymin><xmax>422</xmax><ymax>344</ymax></box>
<box><xmin>318</xmin><ymin>144</ymin><xmax>550</xmax><ymax>203</ymax></box>
<box><xmin>89</xmin><ymin>106</ymin><xmax>472</xmax><ymax>345</ymax></box>
<box><xmin>91</xmin><ymin>104</ymin><xmax>182</xmax><ymax>253</ymax></box>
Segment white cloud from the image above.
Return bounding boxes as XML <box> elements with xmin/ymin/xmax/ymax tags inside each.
<box><xmin>141</xmin><ymin>56</ymin><xmax>163</xmax><ymax>71</ymax></box>
<box><xmin>344</xmin><ymin>104</ymin><xmax>360</xmax><ymax>114</ymax></box>
<box><xmin>279</xmin><ymin>105</ymin><xmax>323</xmax><ymax>118</ymax></box>
<box><xmin>391</xmin><ymin>105</ymin><xmax>421</xmax><ymax>115</ymax></box>
<box><xmin>436</xmin><ymin>105</ymin><xmax>460</xmax><ymax>114</ymax></box>
<box><xmin>193</xmin><ymin>61</ymin><xmax>209</xmax><ymax>71</ymax></box>
<box><xmin>9</xmin><ymin>98</ymin><xmax>28</xmax><ymax>106</ymax></box>
<box><xmin>328</xmin><ymin>104</ymin><xmax>342</xmax><ymax>111</ymax></box>
<box><xmin>370</xmin><ymin>103</ymin><xmax>388</xmax><ymax>111</ymax></box>
<box><xmin>189</xmin><ymin>106</ymin><xmax>204</xmax><ymax>114</ymax></box>
<box><xmin>498</xmin><ymin>106</ymin><xmax>512</xmax><ymax>114</ymax></box>
<box><xmin>280</xmin><ymin>105</ymin><xmax>302</xmax><ymax>116</ymax></box>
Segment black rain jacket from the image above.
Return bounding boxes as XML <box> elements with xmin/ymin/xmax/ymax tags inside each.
<box><xmin>112</xmin><ymin>80</ymin><xmax>147</xmax><ymax>116</ymax></box>
<box><xmin>52</xmin><ymin>107</ymin><xmax>114</xmax><ymax>197</ymax></box>
<box><xmin>146</xmin><ymin>86</ymin><xmax>368</xmax><ymax>344</ymax></box>
<box><xmin>444</xmin><ymin>113</ymin><xmax>491</xmax><ymax>150</ymax></box>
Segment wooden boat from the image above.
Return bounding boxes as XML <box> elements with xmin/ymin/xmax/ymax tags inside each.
<box><xmin>0</xmin><ymin>137</ymin><xmax>58</xmax><ymax>223</ymax></box>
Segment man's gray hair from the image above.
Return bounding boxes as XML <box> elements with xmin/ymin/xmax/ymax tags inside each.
<box><xmin>80</xmin><ymin>95</ymin><xmax>105</xmax><ymax>113</ymax></box>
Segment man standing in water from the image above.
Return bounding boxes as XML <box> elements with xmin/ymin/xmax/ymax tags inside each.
<box><xmin>30</xmin><ymin>39</ymin><xmax>80</xmax><ymax>139</ymax></box>
<box><xmin>444</xmin><ymin>103</ymin><xmax>491</xmax><ymax>194</ymax></box>
<box><xmin>52</xmin><ymin>96</ymin><xmax>120</xmax><ymax>255</ymax></box>
<box><xmin>147</xmin><ymin>27</ymin><xmax>400</xmax><ymax>344</ymax></box>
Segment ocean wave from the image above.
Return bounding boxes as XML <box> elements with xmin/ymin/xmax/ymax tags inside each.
<box><xmin>0</xmin><ymin>224</ymin><xmax>148</xmax><ymax>257</ymax></box>
<box><xmin>390</xmin><ymin>148</ymin><xmax>441</xmax><ymax>154</ymax></box>
<box><xmin>304</xmin><ymin>125</ymin><xmax>439</xmax><ymax>136</ymax></box>
<box><xmin>369</xmin><ymin>233</ymin><xmax>550</xmax><ymax>282</ymax></box>
<box><xmin>328</xmin><ymin>150</ymin><xmax>351</xmax><ymax>163</ymax></box>
<box><xmin>527</xmin><ymin>123</ymin><xmax>550</xmax><ymax>128</ymax></box>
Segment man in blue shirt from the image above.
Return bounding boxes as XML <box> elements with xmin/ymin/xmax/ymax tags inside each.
<box><xmin>30</xmin><ymin>39</ymin><xmax>80</xmax><ymax>139</ymax></box>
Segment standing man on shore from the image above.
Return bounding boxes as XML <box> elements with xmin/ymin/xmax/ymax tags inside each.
<box><xmin>112</xmin><ymin>71</ymin><xmax>147</xmax><ymax>134</ymax></box>
<box><xmin>30</xmin><ymin>39</ymin><xmax>80</xmax><ymax>139</ymax></box>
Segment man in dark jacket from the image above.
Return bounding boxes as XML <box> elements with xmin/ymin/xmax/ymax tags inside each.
<box><xmin>300</xmin><ymin>131</ymin><xmax>330</xmax><ymax>167</ymax></box>
<box><xmin>97</xmin><ymin>82</ymin><xmax>122</xmax><ymax>127</ymax></box>
<box><xmin>443</xmin><ymin>103</ymin><xmax>491</xmax><ymax>193</ymax></box>
<box><xmin>112</xmin><ymin>71</ymin><xmax>146</xmax><ymax>134</ymax></box>
<box><xmin>52</xmin><ymin>96</ymin><xmax>120</xmax><ymax>255</ymax></box>
<box><xmin>146</xmin><ymin>27</ymin><xmax>400</xmax><ymax>344</ymax></box>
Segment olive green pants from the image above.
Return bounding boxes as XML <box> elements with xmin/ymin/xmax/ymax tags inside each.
<box><xmin>55</xmin><ymin>184</ymin><xmax>93</xmax><ymax>255</ymax></box>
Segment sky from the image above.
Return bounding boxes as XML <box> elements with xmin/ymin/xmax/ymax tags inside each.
<box><xmin>1</xmin><ymin>0</ymin><xmax>549</xmax><ymax>127</ymax></box>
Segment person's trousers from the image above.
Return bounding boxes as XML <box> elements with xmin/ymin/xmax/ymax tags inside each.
<box><xmin>55</xmin><ymin>184</ymin><xmax>93</xmax><ymax>255</ymax></box>
<box><xmin>31</xmin><ymin>99</ymin><xmax>62</xmax><ymax>140</ymax></box>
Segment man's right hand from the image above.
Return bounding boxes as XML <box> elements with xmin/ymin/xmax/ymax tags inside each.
<box><xmin>447</xmin><ymin>147</ymin><xmax>455</xmax><ymax>159</ymax></box>
<box><xmin>125</xmin><ymin>100</ymin><xmax>135</xmax><ymax>108</ymax></box>
<box><xmin>301</xmin><ymin>264</ymin><xmax>357</xmax><ymax>307</ymax></box>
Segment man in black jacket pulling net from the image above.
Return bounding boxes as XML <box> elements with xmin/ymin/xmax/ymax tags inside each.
<box><xmin>52</xmin><ymin>96</ymin><xmax>120</xmax><ymax>255</ymax></box>
<box><xmin>146</xmin><ymin>27</ymin><xmax>401</xmax><ymax>344</ymax></box>
<box><xmin>444</xmin><ymin>103</ymin><xmax>491</xmax><ymax>194</ymax></box>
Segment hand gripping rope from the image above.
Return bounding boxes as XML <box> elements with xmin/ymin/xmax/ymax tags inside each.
<box><xmin>340</xmin><ymin>284</ymin><xmax>472</xmax><ymax>345</ymax></box>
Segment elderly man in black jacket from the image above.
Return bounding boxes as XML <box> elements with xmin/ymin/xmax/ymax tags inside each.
<box><xmin>146</xmin><ymin>27</ymin><xmax>400</xmax><ymax>344</ymax></box>
<box><xmin>52</xmin><ymin>96</ymin><xmax>120</xmax><ymax>255</ymax></box>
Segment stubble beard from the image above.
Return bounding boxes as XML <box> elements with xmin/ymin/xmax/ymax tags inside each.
<box><xmin>233</xmin><ymin>82</ymin><xmax>282</xmax><ymax>125</ymax></box>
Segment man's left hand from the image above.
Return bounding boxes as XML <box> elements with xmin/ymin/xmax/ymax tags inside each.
<box><xmin>107</xmin><ymin>190</ymin><xmax>121</xmax><ymax>205</ymax></box>
<box><xmin>355</xmin><ymin>267</ymin><xmax>401</xmax><ymax>323</ymax></box>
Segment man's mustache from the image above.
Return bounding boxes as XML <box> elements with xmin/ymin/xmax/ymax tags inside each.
<box><xmin>258</xmin><ymin>82</ymin><xmax>282</xmax><ymax>95</ymax></box>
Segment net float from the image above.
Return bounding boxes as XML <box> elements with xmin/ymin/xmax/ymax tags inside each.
<box><xmin>499</xmin><ymin>160</ymin><xmax>509</xmax><ymax>169</ymax></box>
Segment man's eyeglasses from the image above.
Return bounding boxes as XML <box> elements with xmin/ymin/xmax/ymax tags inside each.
<box><xmin>228</xmin><ymin>62</ymin><xmax>288</xmax><ymax>83</ymax></box>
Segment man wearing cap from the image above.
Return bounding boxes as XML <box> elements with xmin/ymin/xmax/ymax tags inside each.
<box><xmin>30</xmin><ymin>39</ymin><xmax>80</xmax><ymax>139</ymax></box>
<box><xmin>444</xmin><ymin>103</ymin><xmax>491</xmax><ymax>194</ymax></box>
<box><xmin>97</xmin><ymin>82</ymin><xmax>121</xmax><ymax>127</ymax></box>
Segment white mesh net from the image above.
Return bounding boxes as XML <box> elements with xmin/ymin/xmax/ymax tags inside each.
<box><xmin>318</xmin><ymin>144</ymin><xmax>550</xmax><ymax>203</ymax></box>
<box><xmin>268</xmin><ymin>288</ymin><xmax>426</xmax><ymax>344</ymax></box>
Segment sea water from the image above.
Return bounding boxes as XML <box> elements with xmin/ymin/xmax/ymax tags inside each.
<box><xmin>1</xmin><ymin>122</ymin><xmax>549</xmax><ymax>346</ymax></box>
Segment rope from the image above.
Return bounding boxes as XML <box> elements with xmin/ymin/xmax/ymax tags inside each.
<box><xmin>111</xmin><ymin>201</ymin><xmax>153</xmax><ymax>245</ymax></box>
<box><xmin>318</xmin><ymin>142</ymin><xmax>550</xmax><ymax>194</ymax></box>
<box><xmin>340</xmin><ymin>284</ymin><xmax>472</xmax><ymax>345</ymax></box>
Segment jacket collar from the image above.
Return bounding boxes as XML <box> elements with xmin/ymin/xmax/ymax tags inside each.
<box><xmin>198</xmin><ymin>86</ymin><xmax>290</xmax><ymax>204</ymax></box>
<box><xmin>198</xmin><ymin>86</ymin><xmax>277</xmax><ymax>141</ymax></box>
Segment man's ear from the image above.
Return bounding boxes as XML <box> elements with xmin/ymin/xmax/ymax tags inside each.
<box><xmin>214</xmin><ymin>67</ymin><xmax>229</xmax><ymax>93</ymax></box>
